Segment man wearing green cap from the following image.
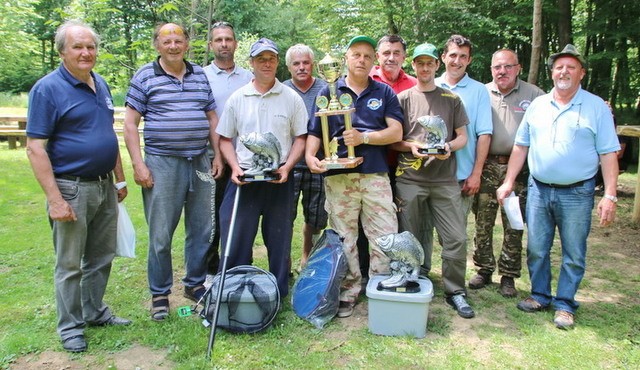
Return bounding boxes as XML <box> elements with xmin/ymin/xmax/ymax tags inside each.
<box><xmin>306</xmin><ymin>35</ymin><xmax>403</xmax><ymax>318</ymax></box>
<box><xmin>392</xmin><ymin>43</ymin><xmax>474</xmax><ymax>318</ymax></box>
<box><xmin>497</xmin><ymin>44</ymin><xmax>619</xmax><ymax>329</ymax></box>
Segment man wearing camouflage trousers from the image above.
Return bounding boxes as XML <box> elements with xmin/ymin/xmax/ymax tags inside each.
<box><xmin>470</xmin><ymin>49</ymin><xmax>544</xmax><ymax>297</ymax></box>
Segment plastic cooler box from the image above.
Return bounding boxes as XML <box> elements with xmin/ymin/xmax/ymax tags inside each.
<box><xmin>366</xmin><ymin>275</ymin><xmax>433</xmax><ymax>338</ymax></box>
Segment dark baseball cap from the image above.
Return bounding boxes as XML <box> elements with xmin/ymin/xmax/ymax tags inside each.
<box><xmin>547</xmin><ymin>44</ymin><xmax>587</xmax><ymax>69</ymax></box>
<box><xmin>250</xmin><ymin>38</ymin><xmax>279</xmax><ymax>57</ymax></box>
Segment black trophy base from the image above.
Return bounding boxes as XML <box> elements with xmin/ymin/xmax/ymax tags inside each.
<box><xmin>376</xmin><ymin>281</ymin><xmax>421</xmax><ymax>293</ymax></box>
<box><xmin>239</xmin><ymin>171</ymin><xmax>281</xmax><ymax>182</ymax></box>
<box><xmin>418</xmin><ymin>147</ymin><xmax>447</xmax><ymax>155</ymax></box>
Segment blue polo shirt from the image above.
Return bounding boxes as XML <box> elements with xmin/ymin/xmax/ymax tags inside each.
<box><xmin>516</xmin><ymin>87</ymin><xmax>620</xmax><ymax>184</ymax></box>
<box><xmin>435</xmin><ymin>73</ymin><xmax>493</xmax><ymax>181</ymax></box>
<box><xmin>308</xmin><ymin>77</ymin><xmax>404</xmax><ymax>175</ymax></box>
<box><xmin>126</xmin><ymin>57</ymin><xmax>216</xmax><ymax>157</ymax></box>
<box><xmin>27</xmin><ymin>65</ymin><xmax>118</xmax><ymax>177</ymax></box>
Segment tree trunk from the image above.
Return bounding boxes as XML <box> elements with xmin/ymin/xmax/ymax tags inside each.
<box><xmin>528</xmin><ymin>0</ymin><xmax>543</xmax><ymax>85</ymax></box>
<box><xmin>557</xmin><ymin>0</ymin><xmax>572</xmax><ymax>47</ymax></box>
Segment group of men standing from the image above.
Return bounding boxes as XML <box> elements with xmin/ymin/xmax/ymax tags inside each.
<box><xmin>26</xmin><ymin>19</ymin><xmax>620</xmax><ymax>352</ymax></box>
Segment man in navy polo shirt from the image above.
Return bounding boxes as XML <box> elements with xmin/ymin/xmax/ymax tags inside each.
<box><xmin>26</xmin><ymin>20</ymin><xmax>131</xmax><ymax>353</ymax></box>
<box><xmin>306</xmin><ymin>35</ymin><xmax>403</xmax><ymax>318</ymax></box>
<box><xmin>124</xmin><ymin>23</ymin><xmax>219</xmax><ymax>321</ymax></box>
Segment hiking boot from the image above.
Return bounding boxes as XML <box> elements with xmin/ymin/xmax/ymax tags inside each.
<box><xmin>499</xmin><ymin>276</ymin><xmax>517</xmax><ymax>298</ymax></box>
<box><xmin>337</xmin><ymin>301</ymin><xmax>355</xmax><ymax>318</ymax></box>
<box><xmin>62</xmin><ymin>335</ymin><xmax>87</xmax><ymax>353</ymax></box>
<box><xmin>468</xmin><ymin>273</ymin><xmax>492</xmax><ymax>289</ymax></box>
<box><xmin>445</xmin><ymin>294</ymin><xmax>475</xmax><ymax>319</ymax></box>
<box><xmin>516</xmin><ymin>297</ymin><xmax>549</xmax><ymax>312</ymax></box>
<box><xmin>554</xmin><ymin>310</ymin><xmax>575</xmax><ymax>330</ymax></box>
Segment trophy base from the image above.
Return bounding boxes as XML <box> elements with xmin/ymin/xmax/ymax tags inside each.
<box><xmin>376</xmin><ymin>281</ymin><xmax>421</xmax><ymax>293</ymax></box>
<box><xmin>239</xmin><ymin>171</ymin><xmax>281</xmax><ymax>182</ymax></box>
<box><xmin>321</xmin><ymin>157</ymin><xmax>363</xmax><ymax>170</ymax></box>
<box><xmin>418</xmin><ymin>147</ymin><xmax>447</xmax><ymax>155</ymax></box>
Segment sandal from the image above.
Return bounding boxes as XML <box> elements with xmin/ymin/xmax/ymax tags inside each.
<box><xmin>151</xmin><ymin>295</ymin><xmax>169</xmax><ymax>321</ymax></box>
<box><xmin>184</xmin><ymin>285</ymin><xmax>206</xmax><ymax>303</ymax></box>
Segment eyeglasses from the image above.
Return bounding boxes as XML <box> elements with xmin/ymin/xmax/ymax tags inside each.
<box><xmin>159</xmin><ymin>26</ymin><xmax>185</xmax><ymax>36</ymax></box>
<box><xmin>491</xmin><ymin>64</ymin><xmax>518</xmax><ymax>71</ymax></box>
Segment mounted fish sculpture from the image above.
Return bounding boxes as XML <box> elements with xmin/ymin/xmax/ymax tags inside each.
<box><xmin>417</xmin><ymin>115</ymin><xmax>447</xmax><ymax>155</ymax></box>
<box><xmin>239</xmin><ymin>132</ymin><xmax>282</xmax><ymax>176</ymax></box>
<box><xmin>375</xmin><ymin>231</ymin><xmax>425</xmax><ymax>289</ymax></box>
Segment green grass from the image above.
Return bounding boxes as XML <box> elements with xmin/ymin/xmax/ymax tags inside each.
<box><xmin>0</xmin><ymin>144</ymin><xmax>639</xmax><ymax>369</ymax></box>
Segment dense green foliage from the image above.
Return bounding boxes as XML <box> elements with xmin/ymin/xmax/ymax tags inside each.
<box><xmin>1</xmin><ymin>0</ymin><xmax>639</xmax><ymax>109</ymax></box>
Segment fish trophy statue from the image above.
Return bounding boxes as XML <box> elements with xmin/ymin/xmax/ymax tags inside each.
<box><xmin>375</xmin><ymin>231</ymin><xmax>425</xmax><ymax>292</ymax></box>
<box><xmin>417</xmin><ymin>115</ymin><xmax>448</xmax><ymax>155</ymax></box>
<box><xmin>314</xmin><ymin>53</ymin><xmax>363</xmax><ymax>169</ymax></box>
<box><xmin>238</xmin><ymin>132</ymin><xmax>282</xmax><ymax>182</ymax></box>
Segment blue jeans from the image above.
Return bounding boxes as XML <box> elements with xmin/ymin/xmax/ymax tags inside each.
<box><xmin>52</xmin><ymin>177</ymin><xmax>116</xmax><ymax>341</ymax></box>
<box><xmin>143</xmin><ymin>154</ymin><xmax>215</xmax><ymax>296</ymax></box>
<box><xmin>525</xmin><ymin>176</ymin><xmax>595</xmax><ymax>313</ymax></box>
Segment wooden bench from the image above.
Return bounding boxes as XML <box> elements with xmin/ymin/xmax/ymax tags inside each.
<box><xmin>617</xmin><ymin>125</ymin><xmax>640</xmax><ymax>223</ymax></box>
<box><xmin>0</xmin><ymin>115</ymin><xmax>27</xmax><ymax>149</ymax></box>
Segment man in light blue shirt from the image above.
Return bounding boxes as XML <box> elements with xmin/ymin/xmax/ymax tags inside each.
<box><xmin>202</xmin><ymin>21</ymin><xmax>253</xmax><ymax>281</ymax></box>
<box><xmin>497</xmin><ymin>44</ymin><xmax>619</xmax><ymax>330</ymax></box>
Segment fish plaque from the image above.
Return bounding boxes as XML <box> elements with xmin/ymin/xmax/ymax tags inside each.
<box><xmin>314</xmin><ymin>53</ymin><xmax>363</xmax><ymax>169</ymax></box>
<box><xmin>416</xmin><ymin>115</ymin><xmax>448</xmax><ymax>155</ymax></box>
<box><xmin>238</xmin><ymin>132</ymin><xmax>282</xmax><ymax>182</ymax></box>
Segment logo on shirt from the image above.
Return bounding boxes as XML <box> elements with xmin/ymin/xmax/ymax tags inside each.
<box><xmin>518</xmin><ymin>100</ymin><xmax>532</xmax><ymax>112</ymax></box>
<box><xmin>367</xmin><ymin>98</ymin><xmax>382</xmax><ymax>110</ymax></box>
<box><xmin>105</xmin><ymin>97</ymin><xmax>114</xmax><ymax>110</ymax></box>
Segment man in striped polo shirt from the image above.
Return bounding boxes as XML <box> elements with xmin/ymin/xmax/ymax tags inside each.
<box><xmin>123</xmin><ymin>23</ymin><xmax>220</xmax><ymax>321</ymax></box>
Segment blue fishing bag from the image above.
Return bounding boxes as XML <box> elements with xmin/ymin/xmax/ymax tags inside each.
<box><xmin>291</xmin><ymin>229</ymin><xmax>348</xmax><ymax>329</ymax></box>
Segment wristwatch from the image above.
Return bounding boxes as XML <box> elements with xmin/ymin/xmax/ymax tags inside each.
<box><xmin>362</xmin><ymin>133</ymin><xmax>370</xmax><ymax>144</ymax></box>
<box><xmin>603</xmin><ymin>194</ymin><xmax>618</xmax><ymax>203</ymax></box>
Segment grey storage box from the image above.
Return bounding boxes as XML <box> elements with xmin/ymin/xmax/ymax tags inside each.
<box><xmin>366</xmin><ymin>275</ymin><xmax>433</xmax><ymax>338</ymax></box>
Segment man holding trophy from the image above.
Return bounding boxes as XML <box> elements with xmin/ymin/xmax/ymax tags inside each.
<box><xmin>306</xmin><ymin>35</ymin><xmax>403</xmax><ymax>318</ymax></box>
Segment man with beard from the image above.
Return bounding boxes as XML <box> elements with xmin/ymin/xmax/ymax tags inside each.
<box><xmin>497</xmin><ymin>44</ymin><xmax>619</xmax><ymax>329</ymax></box>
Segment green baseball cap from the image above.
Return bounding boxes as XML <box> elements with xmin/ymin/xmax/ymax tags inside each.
<box><xmin>346</xmin><ymin>35</ymin><xmax>377</xmax><ymax>51</ymax></box>
<box><xmin>412</xmin><ymin>43</ymin><xmax>439</xmax><ymax>60</ymax></box>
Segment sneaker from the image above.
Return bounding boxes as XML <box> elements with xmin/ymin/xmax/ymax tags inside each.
<box><xmin>62</xmin><ymin>335</ymin><xmax>87</xmax><ymax>353</ymax></box>
<box><xmin>554</xmin><ymin>310</ymin><xmax>575</xmax><ymax>330</ymax></box>
<box><xmin>499</xmin><ymin>276</ymin><xmax>517</xmax><ymax>298</ymax></box>
<box><xmin>445</xmin><ymin>294</ymin><xmax>475</xmax><ymax>318</ymax></box>
<box><xmin>468</xmin><ymin>273</ymin><xmax>492</xmax><ymax>289</ymax></box>
<box><xmin>337</xmin><ymin>301</ymin><xmax>355</xmax><ymax>318</ymax></box>
<box><xmin>516</xmin><ymin>297</ymin><xmax>549</xmax><ymax>312</ymax></box>
<box><xmin>184</xmin><ymin>285</ymin><xmax>206</xmax><ymax>303</ymax></box>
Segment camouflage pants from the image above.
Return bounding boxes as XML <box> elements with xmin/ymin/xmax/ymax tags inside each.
<box><xmin>472</xmin><ymin>160</ymin><xmax>528</xmax><ymax>278</ymax></box>
<box><xmin>324</xmin><ymin>173</ymin><xmax>398</xmax><ymax>303</ymax></box>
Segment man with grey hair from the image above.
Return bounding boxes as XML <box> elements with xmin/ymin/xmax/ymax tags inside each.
<box><xmin>283</xmin><ymin>43</ymin><xmax>328</xmax><ymax>268</ymax></box>
<box><xmin>26</xmin><ymin>20</ymin><xmax>131</xmax><ymax>353</ymax></box>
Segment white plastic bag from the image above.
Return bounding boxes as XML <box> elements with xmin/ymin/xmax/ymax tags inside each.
<box><xmin>116</xmin><ymin>202</ymin><xmax>136</xmax><ymax>258</ymax></box>
<box><xmin>503</xmin><ymin>191</ymin><xmax>524</xmax><ymax>230</ymax></box>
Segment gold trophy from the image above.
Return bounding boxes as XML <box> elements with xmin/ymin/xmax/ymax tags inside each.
<box><xmin>315</xmin><ymin>53</ymin><xmax>363</xmax><ymax>169</ymax></box>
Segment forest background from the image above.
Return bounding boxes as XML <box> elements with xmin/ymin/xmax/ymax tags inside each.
<box><xmin>1</xmin><ymin>0</ymin><xmax>639</xmax><ymax>114</ymax></box>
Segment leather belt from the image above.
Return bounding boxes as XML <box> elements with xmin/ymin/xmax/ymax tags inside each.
<box><xmin>55</xmin><ymin>173</ymin><xmax>111</xmax><ymax>182</ymax></box>
<box><xmin>487</xmin><ymin>154</ymin><xmax>510</xmax><ymax>164</ymax></box>
<box><xmin>533</xmin><ymin>177</ymin><xmax>591</xmax><ymax>189</ymax></box>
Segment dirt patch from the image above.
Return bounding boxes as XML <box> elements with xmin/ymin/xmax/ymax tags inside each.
<box><xmin>10</xmin><ymin>345</ymin><xmax>173</xmax><ymax>370</ymax></box>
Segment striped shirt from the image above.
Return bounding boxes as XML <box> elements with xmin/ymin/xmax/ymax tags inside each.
<box><xmin>126</xmin><ymin>57</ymin><xmax>216</xmax><ymax>157</ymax></box>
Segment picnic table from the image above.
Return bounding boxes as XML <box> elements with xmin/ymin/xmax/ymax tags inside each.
<box><xmin>0</xmin><ymin>115</ymin><xmax>27</xmax><ymax>149</ymax></box>
<box><xmin>617</xmin><ymin>125</ymin><xmax>640</xmax><ymax>223</ymax></box>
